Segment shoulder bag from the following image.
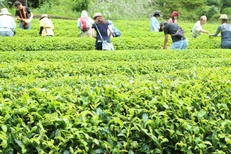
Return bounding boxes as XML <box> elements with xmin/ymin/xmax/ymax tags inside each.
<box><xmin>172</xmin><ymin>27</ymin><xmax>185</xmax><ymax>38</ymax></box>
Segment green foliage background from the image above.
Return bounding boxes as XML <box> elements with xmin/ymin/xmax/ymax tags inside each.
<box><xmin>2</xmin><ymin>0</ymin><xmax>231</xmax><ymax>20</ymax></box>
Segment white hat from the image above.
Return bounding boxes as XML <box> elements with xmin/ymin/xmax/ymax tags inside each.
<box><xmin>219</xmin><ymin>14</ymin><xmax>229</xmax><ymax>20</ymax></box>
<box><xmin>0</xmin><ymin>8</ymin><xmax>11</xmax><ymax>15</ymax></box>
<box><xmin>40</xmin><ymin>14</ymin><xmax>48</xmax><ymax>20</ymax></box>
<box><xmin>39</xmin><ymin>14</ymin><xmax>48</xmax><ymax>20</ymax></box>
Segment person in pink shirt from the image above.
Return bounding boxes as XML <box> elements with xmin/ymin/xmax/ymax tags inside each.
<box><xmin>168</xmin><ymin>11</ymin><xmax>179</xmax><ymax>23</ymax></box>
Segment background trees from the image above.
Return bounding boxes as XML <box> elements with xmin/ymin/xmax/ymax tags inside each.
<box><xmin>1</xmin><ymin>0</ymin><xmax>231</xmax><ymax>20</ymax></box>
<box><xmin>148</xmin><ymin>0</ymin><xmax>230</xmax><ymax>21</ymax></box>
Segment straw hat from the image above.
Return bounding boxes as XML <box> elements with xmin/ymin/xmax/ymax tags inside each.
<box><xmin>0</xmin><ymin>8</ymin><xmax>11</xmax><ymax>15</ymax></box>
<box><xmin>93</xmin><ymin>12</ymin><xmax>102</xmax><ymax>20</ymax></box>
<box><xmin>40</xmin><ymin>14</ymin><xmax>48</xmax><ymax>20</ymax></box>
<box><xmin>219</xmin><ymin>14</ymin><xmax>229</xmax><ymax>20</ymax></box>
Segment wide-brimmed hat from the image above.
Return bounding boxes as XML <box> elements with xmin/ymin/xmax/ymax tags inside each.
<box><xmin>0</xmin><ymin>8</ymin><xmax>11</xmax><ymax>15</ymax></box>
<box><xmin>40</xmin><ymin>14</ymin><xmax>48</xmax><ymax>20</ymax></box>
<box><xmin>153</xmin><ymin>11</ymin><xmax>162</xmax><ymax>17</ymax></box>
<box><xmin>159</xmin><ymin>21</ymin><xmax>167</xmax><ymax>32</ymax></box>
<box><xmin>93</xmin><ymin>12</ymin><xmax>102</xmax><ymax>20</ymax></box>
<box><xmin>171</xmin><ymin>11</ymin><xmax>179</xmax><ymax>17</ymax></box>
<box><xmin>219</xmin><ymin>14</ymin><xmax>229</xmax><ymax>20</ymax></box>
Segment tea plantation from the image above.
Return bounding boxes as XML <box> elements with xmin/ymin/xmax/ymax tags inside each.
<box><xmin>0</xmin><ymin>19</ymin><xmax>231</xmax><ymax>153</ymax></box>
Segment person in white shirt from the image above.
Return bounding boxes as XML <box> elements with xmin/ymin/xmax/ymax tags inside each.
<box><xmin>192</xmin><ymin>16</ymin><xmax>209</xmax><ymax>38</ymax></box>
<box><xmin>0</xmin><ymin>8</ymin><xmax>16</xmax><ymax>36</ymax></box>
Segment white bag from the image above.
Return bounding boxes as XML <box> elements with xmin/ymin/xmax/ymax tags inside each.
<box><xmin>25</xmin><ymin>18</ymin><xmax>32</xmax><ymax>23</ymax></box>
<box><xmin>102</xmin><ymin>41</ymin><xmax>114</xmax><ymax>51</ymax></box>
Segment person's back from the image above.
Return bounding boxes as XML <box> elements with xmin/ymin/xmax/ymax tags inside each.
<box><xmin>39</xmin><ymin>14</ymin><xmax>54</xmax><ymax>37</ymax></box>
<box><xmin>77</xmin><ymin>10</ymin><xmax>93</xmax><ymax>37</ymax></box>
<box><xmin>220</xmin><ymin>23</ymin><xmax>231</xmax><ymax>41</ymax></box>
<box><xmin>159</xmin><ymin>21</ymin><xmax>187</xmax><ymax>50</ymax></box>
<box><xmin>93</xmin><ymin>21</ymin><xmax>110</xmax><ymax>40</ymax></box>
<box><xmin>164</xmin><ymin>23</ymin><xmax>185</xmax><ymax>42</ymax></box>
<box><xmin>91</xmin><ymin>12</ymin><xmax>113</xmax><ymax>50</ymax></box>
<box><xmin>0</xmin><ymin>8</ymin><xmax>16</xmax><ymax>36</ymax></box>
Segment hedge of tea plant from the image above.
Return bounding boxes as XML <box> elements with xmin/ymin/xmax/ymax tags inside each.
<box><xmin>0</xmin><ymin>35</ymin><xmax>220</xmax><ymax>51</ymax></box>
<box><xmin>0</xmin><ymin>50</ymin><xmax>231</xmax><ymax>153</ymax></box>
<box><xmin>0</xmin><ymin>19</ymin><xmax>221</xmax><ymax>51</ymax></box>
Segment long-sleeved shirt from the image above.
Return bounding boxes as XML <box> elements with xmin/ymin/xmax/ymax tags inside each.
<box><xmin>210</xmin><ymin>23</ymin><xmax>231</xmax><ymax>49</ymax></box>
<box><xmin>150</xmin><ymin>16</ymin><xmax>159</xmax><ymax>32</ymax></box>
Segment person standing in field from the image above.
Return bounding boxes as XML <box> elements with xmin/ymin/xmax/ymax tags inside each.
<box><xmin>150</xmin><ymin>11</ymin><xmax>162</xmax><ymax>32</ymax></box>
<box><xmin>159</xmin><ymin>21</ymin><xmax>188</xmax><ymax>50</ymax></box>
<box><xmin>168</xmin><ymin>11</ymin><xmax>179</xmax><ymax>23</ymax></box>
<box><xmin>91</xmin><ymin>12</ymin><xmax>113</xmax><ymax>50</ymax></box>
<box><xmin>14</xmin><ymin>0</ymin><xmax>33</xmax><ymax>30</ymax></box>
<box><xmin>0</xmin><ymin>8</ymin><xmax>16</xmax><ymax>36</ymax></box>
<box><xmin>210</xmin><ymin>14</ymin><xmax>231</xmax><ymax>49</ymax></box>
<box><xmin>77</xmin><ymin>10</ymin><xmax>94</xmax><ymax>37</ymax></box>
<box><xmin>192</xmin><ymin>16</ymin><xmax>209</xmax><ymax>38</ymax></box>
<box><xmin>108</xmin><ymin>20</ymin><xmax>121</xmax><ymax>37</ymax></box>
<box><xmin>39</xmin><ymin>14</ymin><xmax>54</xmax><ymax>37</ymax></box>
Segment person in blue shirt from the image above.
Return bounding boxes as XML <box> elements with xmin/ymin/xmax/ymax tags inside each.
<box><xmin>210</xmin><ymin>14</ymin><xmax>231</xmax><ymax>49</ymax></box>
<box><xmin>150</xmin><ymin>11</ymin><xmax>162</xmax><ymax>32</ymax></box>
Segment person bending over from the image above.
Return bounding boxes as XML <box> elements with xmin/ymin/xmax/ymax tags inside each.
<box><xmin>39</xmin><ymin>14</ymin><xmax>54</xmax><ymax>37</ymax></box>
<box><xmin>159</xmin><ymin>21</ymin><xmax>188</xmax><ymax>50</ymax></box>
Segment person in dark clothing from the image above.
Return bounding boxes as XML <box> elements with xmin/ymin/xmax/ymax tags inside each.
<box><xmin>14</xmin><ymin>1</ymin><xmax>33</xmax><ymax>29</ymax></box>
<box><xmin>210</xmin><ymin>14</ymin><xmax>231</xmax><ymax>49</ymax></box>
<box><xmin>159</xmin><ymin>21</ymin><xmax>188</xmax><ymax>50</ymax></box>
<box><xmin>92</xmin><ymin>12</ymin><xmax>113</xmax><ymax>50</ymax></box>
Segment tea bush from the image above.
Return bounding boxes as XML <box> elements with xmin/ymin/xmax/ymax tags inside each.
<box><xmin>0</xmin><ymin>19</ymin><xmax>221</xmax><ymax>51</ymax></box>
<box><xmin>0</xmin><ymin>50</ymin><xmax>231</xmax><ymax>153</ymax></box>
<box><xmin>0</xmin><ymin>18</ymin><xmax>230</xmax><ymax>153</ymax></box>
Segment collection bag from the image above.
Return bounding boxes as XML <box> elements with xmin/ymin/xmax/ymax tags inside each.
<box><xmin>102</xmin><ymin>41</ymin><xmax>114</xmax><ymax>51</ymax></box>
<box><xmin>172</xmin><ymin>27</ymin><xmax>184</xmax><ymax>38</ymax></box>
